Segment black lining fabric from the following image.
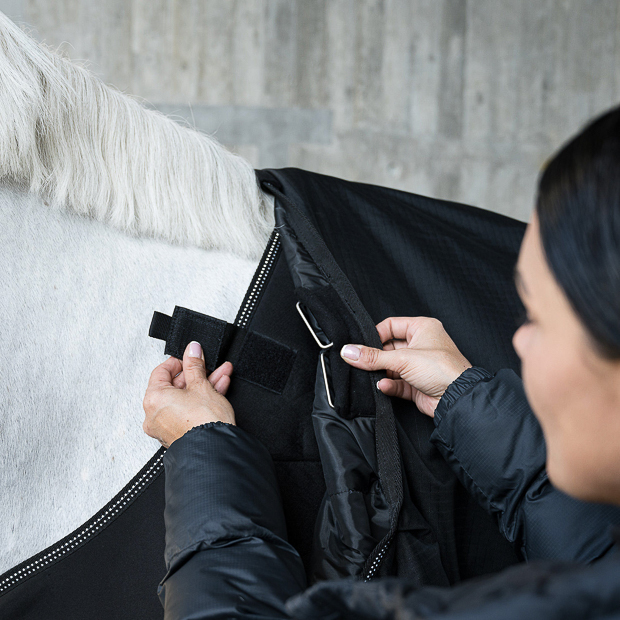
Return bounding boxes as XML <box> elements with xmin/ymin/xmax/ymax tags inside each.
<box><xmin>259</xmin><ymin>167</ymin><xmax>524</xmax><ymax>582</ymax></box>
<box><xmin>265</xmin><ymin>179</ymin><xmax>404</xmax><ymax>578</ymax></box>
<box><xmin>234</xmin><ymin>330</ymin><xmax>296</xmax><ymax>393</ymax></box>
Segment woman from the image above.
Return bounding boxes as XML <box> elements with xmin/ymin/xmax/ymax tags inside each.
<box><xmin>142</xmin><ymin>105</ymin><xmax>620</xmax><ymax>618</ymax></box>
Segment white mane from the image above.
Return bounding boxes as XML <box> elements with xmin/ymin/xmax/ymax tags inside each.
<box><xmin>0</xmin><ymin>11</ymin><xmax>274</xmax><ymax>259</ymax></box>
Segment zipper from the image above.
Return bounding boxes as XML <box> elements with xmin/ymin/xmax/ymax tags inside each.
<box><xmin>234</xmin><ymin>229</ymin><xmax>281</xmax><ymax>328</ymax></box>
<box><xmin>250</xmin><ymin>220</ymin><xmax>394</xmax><ymax>582</ymax></box>
<box><xmin>0</xmin><ymin>229</ymin><xmax>281</xmax><ymax>596</ymax></box>
<box><xmin>0</xmin><ymin>449</ymin><xmax>165</xmax><ymax>595</ymax></box>
<box><xmin>363</xmin><ymin>538</ymin><xmax>392</xmax><ymax>581</ymax></box>
<box><xmin>265</xmin><ymin>180</ymin><xmax>404</xmax><ymax>583</ymax></box>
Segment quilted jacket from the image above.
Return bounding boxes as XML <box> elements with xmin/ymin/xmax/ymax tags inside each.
<box><xmin>157</xmin><ymin>365</ymin><xmax>620</xmax><ymax>619</ymax></box>
<box><xmin>155</xmin><ymin>168</ymin><xmax>620</xmax><ymax>619</ymax></box>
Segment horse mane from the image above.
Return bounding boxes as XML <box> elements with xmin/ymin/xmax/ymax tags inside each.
<box><xmin>0</xmin><ymin>12</ymin><xmax>274</xmax><ymax>259</ymax></box>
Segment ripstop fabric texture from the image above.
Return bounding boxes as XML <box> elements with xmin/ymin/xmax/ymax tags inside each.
<box><xmin>5</xmin><ymin>166</ymin><xmax>612</xmax><ymax>618</ymax></box>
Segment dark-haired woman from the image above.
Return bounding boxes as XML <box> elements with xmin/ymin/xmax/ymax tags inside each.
<box><xmin>142</xmin><ymin>105</ymin><xmax>620</xmax><ymax>618</ymax></box>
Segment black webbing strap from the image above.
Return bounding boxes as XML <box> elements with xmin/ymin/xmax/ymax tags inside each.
<box><xmin>149</xmin><ymin>306</ymin><xmax>296</xmax><ymax>394</ymax></box>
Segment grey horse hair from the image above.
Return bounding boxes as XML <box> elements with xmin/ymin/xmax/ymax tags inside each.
<box><xmin>0</xmin><ymin>11</ymin><xmax>274</xmax><ymax>260</ymax></box>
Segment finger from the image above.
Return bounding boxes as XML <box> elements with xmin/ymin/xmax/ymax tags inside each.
<box><xmin>148</xmin><ymin>356</ymin><xmax>183</xmax><ymax>388</ymax></box>
<box><xmin>183</xmin><ymin>341</ymin><xmax>209</xmax><ymax>389</ymax></box>
<box><xmin>375</xmin><ymin>316</ymin><xmax>435</xmax><ymax>345</ymax></box>
<box><xmin>340</xmin><ymin>343</ymin><xmax>410</xmax><ymax>375</ymax></box>
<box><xmin>208</xmin><ymin>361</ymin><xmax>233</xmax><ymax>387</ymax></box>
<box><xmin>381</xmin><ymin>339</ymin><xmax>408</xmax><ymax>352</ymax></box>
<box><xmin>375</xmin><ymin>317</ymin><xmax>417</xmax><ymax>344</ymax></box>
<box><xmin>377</xmin><ymin>377</ymin><xmax>416</xmax><ymax>401</ymax></box>
<box><xmin>214</xmin><ymin>374</ymin><xmax>231</xmax><ymax>396</ymax></box>
<box><xmin>385</xmin><ymin>367</ymin><xmax>402</xmax><ymax>380</ymax></box>
<box><xmin>172</xmin><ymin>370</ymin><xmax>186</xmax><ymax>389</ymax></box>
<box><xmin>377</xmin><ymin>377</ymin><xmax>437</xmax><ymax>417</ymax></box>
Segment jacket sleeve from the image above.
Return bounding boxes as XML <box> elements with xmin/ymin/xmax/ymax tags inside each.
<box><xmin>156</xmin><ymin>421</ymin><xmax>306</xmax><ymax>620</ymax></box>
<box><xmin>429</xmin><ymin>366</ymin><xmax>620</xmax><ymax>563</ymax></box>
<box><xmin>285</xmin><ymin>547</ymin><xmax>620</xmax><ymax>620</ymax></box>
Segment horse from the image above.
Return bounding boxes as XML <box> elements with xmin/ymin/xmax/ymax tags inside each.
<box><xmin>0</xmin><ymin>11</ymin><xmax>274</xmax><ymax>575</ymax></box>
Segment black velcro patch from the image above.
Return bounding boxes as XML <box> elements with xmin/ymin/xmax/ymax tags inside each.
<box><xmin>149</xmin><ymin>306</ymin><xmax>296</xmax><ymax>394</ymax></box>
<box><xmin>164</xmin><ymin>306</ymin><xmax>234</xmax><ymax>369</ymax></box>
<box><xmin>234</xmin><ymin>330</ymin><xmax>297</xmax><ymax>394</ymax></box>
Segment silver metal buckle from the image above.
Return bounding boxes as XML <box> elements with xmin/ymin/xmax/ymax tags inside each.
<box><xmin>319</xmin><ymin>350</ymin><xmax>335</xmax><ymax>409</ymax></box>
<box><xmin>295</xmin><ymin>301</ymin><xmax>333</xmax><ymax>349</ymax></box>
<box><xmin>296</xmin><ymin>301</ymin><xmax>335</xmax><ymax>409</ymax></box>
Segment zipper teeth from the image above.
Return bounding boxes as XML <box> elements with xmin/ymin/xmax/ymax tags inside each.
<box><xmin>0</xmin><ymin>232</ymin><xmax>282</xmax><ymax>596</ymax></box>
<box><xmin>235</xmin><ymin>231</ymin><xmax>280</xmax><ymax>328</ymax></box>
<box><xmin>0</xmin><ymin>451</ymin><xmax>165</xmax><ymax>595</ymax></box>
<box><xmin>363</xmin><ymin>541</ymin><xmax>390</xmax><ymax>581</ymax></box>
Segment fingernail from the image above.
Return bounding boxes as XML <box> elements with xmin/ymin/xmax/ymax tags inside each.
<box><xmin>376</xmin><ymin>380</ymin><xmax>382</xmax><ymax>391</ymax></box>
<box><xmin>341</xmin><ymin>345</ymin><xmax>360</xmax><ymax>360</ymax></box>
<box><xmin>188</xmin><ymin>341</ymin><xmax>202</xmax><ymax>358</ymax></box>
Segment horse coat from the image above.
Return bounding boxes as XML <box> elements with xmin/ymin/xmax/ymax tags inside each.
<box><xmin>0</xmin><ymin>167</ymin><xmax>527</xmax><ymax>619</ymax></box>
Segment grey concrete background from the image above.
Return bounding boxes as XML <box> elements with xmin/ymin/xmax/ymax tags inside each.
<box><xmin>3</xmin><ymin>0</ymin><xmax>620</xmax><ymax>222</ymax></box>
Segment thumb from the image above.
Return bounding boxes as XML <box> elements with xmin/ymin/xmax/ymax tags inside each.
<box><xmin>340</xmin><ymin>343</ymin><xmax>404</xmax><ymax>374</ymax></box>
<box><xmin>183</xmin><ymin>341</ymin><xmax>208</xmax><ymax>388</ymax></box>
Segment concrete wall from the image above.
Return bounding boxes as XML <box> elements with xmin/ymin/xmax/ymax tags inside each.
<box><xmin>3</xmin><ymin>0</ymin><xmax>620</xmax><ymax>222</ymax></box>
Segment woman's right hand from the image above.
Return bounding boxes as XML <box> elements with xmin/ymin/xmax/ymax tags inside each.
<box><xmin>339</xmin><ymin>317</ymin><xmax>472</xmax><ymax>417</ymax></box>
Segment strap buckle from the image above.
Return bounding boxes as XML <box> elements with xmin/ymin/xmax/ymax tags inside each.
<box><xmin>296</xmin><ymin>301</ymin><xmax>335</xmax><ymax>409</ymax></box>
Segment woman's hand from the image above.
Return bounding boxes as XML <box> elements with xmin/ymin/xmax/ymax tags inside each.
<box><xmin>143</xmin><ymin>341</ymin><xmax>235</xmax><ymax>448</ymax></box>
<box><xmin>340</xmin><ymin>317</ymin><xmax>472</xmax><ymax>417</ymax></box>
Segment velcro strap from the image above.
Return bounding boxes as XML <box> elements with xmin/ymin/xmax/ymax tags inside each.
<box><xmin>149</xmin><ymin>306</ymin><xmax>296</xmax><ymax>394</ymax></box>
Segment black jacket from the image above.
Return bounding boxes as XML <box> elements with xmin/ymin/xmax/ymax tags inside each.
<box><xmin>157</xmin><ymin>365</ymin><xmax>620</xmax><ymax>619</ymax></box>
<box><xmin>155</xmin><ymin>167</ymin><xmax>620</xmax><ymax>619</ymax></box>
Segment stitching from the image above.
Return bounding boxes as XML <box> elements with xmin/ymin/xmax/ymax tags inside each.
<box><xmin>0</xmin><ymin>451</ymin><xmax>164</xmax><ymax>595</ymax></box>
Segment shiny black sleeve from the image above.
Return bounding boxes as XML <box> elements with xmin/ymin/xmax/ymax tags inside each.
<box><xmin>430</xmin><ymin>367</ymin><xmax>620</xmax><ymax>563</ymax></box>
<box><xmin>156</xmin><ymin>421</ymin><xmax>306</xmax><ymax>620</ymax></box>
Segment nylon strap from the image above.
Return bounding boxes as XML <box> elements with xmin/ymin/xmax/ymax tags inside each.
<box><xmin>149</xmin><ymin>306</ymin><xmax>295</xmax><ymax>394</ymax></box>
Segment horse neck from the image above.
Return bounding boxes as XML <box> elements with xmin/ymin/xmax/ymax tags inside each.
<box><xmin>0</xmin><ymin>183</ymin><xmax>260</xmax><ymax>573</ymax></box>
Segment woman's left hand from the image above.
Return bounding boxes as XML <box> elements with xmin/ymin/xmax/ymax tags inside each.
<box><xmin>142</xmin><ymin>341</ymin><xmax>235</xmax><ymax>448</ymax></box>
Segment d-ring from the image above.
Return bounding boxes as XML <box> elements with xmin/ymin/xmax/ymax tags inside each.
<box><xmin>296</xmin><ymin>301</ymin><xmax>336</xmax><ymax>409</ymax></box>
<box><xmin>296</xmin><ymin>301</ymin><xmax>333</xmax><ymax>349</ymax></box>
<box><xmin>319</xmin><ymin>350</ymin><xmax>335</xmax><ymax>409</ymax></box>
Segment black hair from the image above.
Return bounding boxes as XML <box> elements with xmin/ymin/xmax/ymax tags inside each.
<box><xmin>536</xmin><ymin>104</ymin><xmax>620</xmax><ymax>360</ymax></box>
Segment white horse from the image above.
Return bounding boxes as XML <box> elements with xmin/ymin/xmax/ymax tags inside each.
<box><xmin>0</xmin><ymin>12</ymin><xmax>274</xmax><ymax>575</ymax></box>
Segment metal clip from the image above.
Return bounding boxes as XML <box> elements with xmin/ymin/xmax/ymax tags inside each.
<box><xmin>319</xmin><ymin>350</ymin><xmax>335</xmax><ymax>409</ymax></box>
<box><xmin>296</xmin><ymin>301</ymin><xmax>333</xmax><ymax>349</ymax></box>
<box><xmin>296</xmin><ymin>301</ymin><xmax>335</xmax><ymax>409</ymax></box>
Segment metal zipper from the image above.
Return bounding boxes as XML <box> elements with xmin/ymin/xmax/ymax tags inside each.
<box><xmin>0</xmin><ymin>230</ymin><xmax>281</xmax><ymax>596</ymax></box>
<box><xmin>235</xmin><ymin>230</ymin><xmax>281</xmax><ymax>328</ymax></box>
<box><xmin>363</xmin><ymin>539</ymin><xmax>391</xmax><ymax>581</ymax></box>
<box><xmin>0</xmin><ymin>450</ymin><xmax>165</xmax><ymax>595</ymax></box>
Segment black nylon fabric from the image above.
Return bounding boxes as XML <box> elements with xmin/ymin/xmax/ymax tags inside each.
<box><xmin>0</xmin><ymin>450</ymin><xmax>167</xmax><ymax>620</ymax></box>
<box><xmin>156</xmin><ymin>369</ymin><xmax>620</xmax><ymax>619</ymax></box>
<box><xmin>431</xmin><ymin>366</ymin><xmax>620</xmax><ymax>563</ymax></box>
<box><xmin>259</xmin><ymin>168</ymin><xmax>524</xmax><ymax>374</ymax></box>
<box><xmin>156</xmin><ymin>167</ymin><xmax>620</xmax><ymax>619</ymax></box>
<box><xmin>158</xmin><ymin>422</ymin><xmax>308</xmax><ymax>618</ymax></box>
<box><xmin>258</xmin><ymin>167</ymin><xmax>523</xmax><ymax>583</ymax></box>
<box><xmin>286</xmin><ymin>551</ymin><xmax>620</xmax><ymax>620</ymax></box>
<box><xmin>1</xmin><ymin>166</ymin><xmax>535</xmax><ymax>617</ymax></box>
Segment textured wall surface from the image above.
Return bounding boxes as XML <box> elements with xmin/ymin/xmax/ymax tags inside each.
<box><xmin>3</xmin><ymin>0</ymin><xmax>620</xmax><ymax>222</ymax></box>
